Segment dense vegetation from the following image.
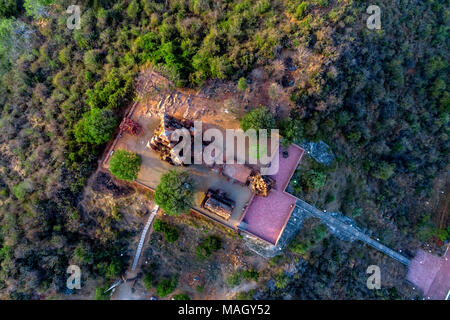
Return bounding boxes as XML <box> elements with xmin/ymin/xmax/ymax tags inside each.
<box><xmin>173</xmin><ymin>293</ymin><xmax>190</xmax><ymax>300</ymax></box>
<box><xmin>154</xmin><ymin>170</ymin><xmax>194</xmax><ymax>216</ymax></box>
<box><xmin>195</xmin><ymin>235</ymin><xmax>221</xmax><ymax>261</ymax></box>
<box><xmin>109</xmin><ymin>149</ymin><xmax>141</xmax><ymax>181</ymax></box>
<box><xmin>156</xmin><ymin>275</ymin><xmax>178</xmax><ymax>297</ymax></box>
<box><xmin>153</xmin><ymin>218</ymin><xmax>179</xmax><ymax>242</ymax></box>
<box><xmin>240</xmin><ymin>106</ymin><xmax>276</xmax><ymax>132</ymax></box>
<box><xmin>0</xmin><ymin>0</ymin><xmax>447</xmax><ymax>300</ymax></box>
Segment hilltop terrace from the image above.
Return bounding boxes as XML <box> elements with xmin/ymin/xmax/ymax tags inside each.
<box><xmin>103</xmin><ymin>99</ymin><xmax>304</xmax><ymax>246</ymax></box>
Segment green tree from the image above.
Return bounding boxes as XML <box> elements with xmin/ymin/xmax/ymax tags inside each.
<box><xmin>237</xmin><ymin>77</ymin><xmax>248</xmax><ymax>91</ymax></box>
<box><xmin>173</xmin><ymin>293</ymin><xmax>190</xmax><ymax>300</ymax></box>
<box><xmin>295</xmin><ymin>2</ymin><xmax>309</xmax><ymax>19</ymax></box>
<box><xmin>236</xmin><ymin>289</ymin><xmax>255</xmax><ymax>300</ymax></box>
<box><xmin>240</xmin><ymin>106</ymin><xmax>275</xmax><ymax>132</ymax></box>
<box><xmin>143</xmin><ymin>273</ymin><xmax>154</xmax><ymax>290</ymax></box>
<box><xmin>371</xmin><ymin>161</ymin><xmax>395</xmax><ymax>180</ymax></box>
<box><xmin>126</xmin><ymin>0</ymin><xmax>139</xmax><ymax>19</ymax></box>
<box><xmin>154</xmin><ymin>170</ymin><xmax>194</xmax><ymax>216</ymax></box>
<box><xmin>274</xmin><ymin>272</ymin><xmax>289</xmax><ymax>289</ymax></box>
<box><xmin>73</xmin><ymin>244</ymin><xmax>93</xmax><ymax>265</ymax></box>
<box><xmin>74</xmin><ymin>107</ymin><xmax>117</xmax><ymax>145</ymax></box>
<box><xmin>156</xmin><ymin>276</ymin><xmax>178</xmax><ymax>297</ymax></box>
<box><xmin>109</xmin><ymin>150</ymin><xmax>141</xmax><ymax>181</ymax></box>
<box><xmin>278</xmin><ymin>118</ymin><xmax>302</xmax><ymax>146</ymax></box>
<box><xmin>196</xmin><ymin>236</ymin><xmax>221</xmax><ymax>261</ymax></box>
<box><xmin>95</xmin><ymin>286</ymin><xmax>110</xmax><ymax>300</ymax></box>
<box><xmin>23</xmin><ymin>0</ymin><xmax>52</xmax><ymax>19</ymax></box>
<box><xmin>300</xmin><ymin>169</ymin><xmax>326</xmax><ymax>192</ymax></box>
<box><xmin>153</xmin><ymin>219</ymin><xmax>179</xmax><ymax>242</ymax></box>
<box><xmin>83</xmin><ymin>50</ymin><xmax>101</xmax><ymax>72</ymax></box>
<box><xmin>0</xmin><ymin>0</ymin><xmax>19</xmax><ymax>18</ymax></box>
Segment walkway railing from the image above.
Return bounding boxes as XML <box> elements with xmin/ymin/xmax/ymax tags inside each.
<box><xmin>131</xmin><ymin>205</ymin><xmax>159</xmax><ymax>271</ymax></box>
<box><xmin>295</xmin><ymin>199</ymin><xmax>410</xmax><ymax>266</ymax></box>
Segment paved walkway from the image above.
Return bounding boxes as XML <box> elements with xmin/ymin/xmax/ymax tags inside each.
<box><xmin>295</xmin><ymin>199</ymin><xmax>410</xmax><ymax>266</ymax></box>
<box><xmin>131</xmin><ymin>205</ymin><xmax>159</xmax><ymax>271</ymax></box>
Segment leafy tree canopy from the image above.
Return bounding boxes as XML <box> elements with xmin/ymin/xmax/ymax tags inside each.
<box><xmin>240</xmin><ymin>106</ymin><xmax>275</xmax><ymax>133</ymax></box>
<box><xmin>237</xmin><ymin>77</ymin><xmax>248</xmax><ymax>91</ymax></box>
<box><xmin>154</xmin><ymin>170</ymin><xmax>194</xmax><ymax>216</ymax></box>
<box><xmin>156</xmin><ymin>276</ymin><xmax>178</xmax><ymax>297</ymax></box>
<box><xmin>173</xmin><ymin>293</ymin><xmax>190</xmax><ymax>300</ymax></box>
<box><xmin>371</xmin><ymin>161</ymin><xmax>395</xmax><ymax>180</ymax></box>
<box><xmin>196</xmin><ymin>236</ymin><xmax>221</xmax><ymax>261</ymax></box>
<box><xmin>278</xmin><ymin>118</ymin><xmax>303</xmax><ymax>146</ymax></box>
<box><xmin>74</xmin><ymin>107</ymin><xmax>117</xmax><ymax>145</ymax></box>
<box><xmin>109</xmin><ymin>150</ymin><xmax>141</xmax><ymax>181</ymax></box>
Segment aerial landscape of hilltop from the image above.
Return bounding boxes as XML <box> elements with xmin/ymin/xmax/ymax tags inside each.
<box><xmin>0</xmin><ymin>0</ymin><xmax>448</xmax><ymax>301</ymax></box>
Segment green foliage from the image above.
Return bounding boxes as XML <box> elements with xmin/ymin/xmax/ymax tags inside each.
<box><xmin>134</xmin><ymin>32</ymin><xmax>191</xmax><ymax>86</ymax></box>
<box><xmin>156</xmin><ymin>276</ymin><xmax>178</xmax><ymax>297</ymax></box>
<box><xmin>325</xmin><ymin>193</ymin><xmax>335</xmax><ymax>204</ymax></box>
<box><xmin>274</xmin><ymin>272</ymin><xmax>289</xmax><ymax>289</ymax></box>
<box><xmin>95</xmin><ymin>286</ymin><xmax>110</xmax><ymax>300</ymax></box>
<box><xmin>278</xmin><ymin>118</ymin><xmax>303</xmax><ymax>146</ymax></box>
<box><xmin>83</xmin><ymin>50</ymin><xmax>101</xmax><ymax>72</ymax></box>
<box><xmin>196</xmin><ymin>236</ymin><xmax>221</xmax><ymax>261</ymax></box>
<box><xmin>240</xmin><ymin>106</ymin><xmax>275</xmax><ymax>132</ymax></box>
<box><xmin>236</xmin><ymin>289</ymin><xmax>255</xmax><ymax>300</ymax></box>
<box><xmin>73</xmin><ymin>244</ymin><xmax>93</xmax><ymax>265</ymax></box>
<box><xmin>227</xmin><ymin>269</ymin><xmax>260</xmax><ymax>287</ymax></box>
<box><xmin>226</xmin><ymin>272</ymin><xmax>242</xmax><ymax>287</ymax></box>
<box><xmin>312</xmin><ymin>224</ymin><xmax>328</xmax><ymax>242</ymax></box>
<box><xmin>0</xmin><ymin>245</ymin><xmax>11</xmax><ymax>263</ymax></box>
<box><xmin>241</xmin><ymin>269</ymin><xmax>260</xmax><ymax>282</ymax></box>
<box><xmin>126</xmin><ymin>0</ymin><xmax>140</xmax><ymax>19</ymax></box>
<box><xmin>153</xmin><ymin>219</ymin><xmax>179</xmax><ymax>242</ymax></box>
<box><xmin>58</xmin><ymin>47</ymin><xmax>71</xmax><ymax>65</ymax></box>
<box><xmin>0</xmin><ymin>0</ymin><xmax>19</xmax><ymax>18</ymax></box>
<box><xmin>295</xmin><ymin>2</ymin><xmax>309</xmax><ymax>19</ymax></box>
<box><xmin>371</xmin><ymin>161</ymin><xmax>395</xmax><ymax>180</ymax></box>
<box><xmin>0</xmin><ymin>188</ymin><xmax>9</xmax><ymax>197</ymax></box>
<box><xmin>154</xmin><ymin>170</ymin><xmax>194</xmax><ymax>216</ymax></box>
<box><xmin>74</xmin><ymin>107</ymin><xmax>118</xmax><ymax>145</ymax></box>
<box><xmin>23</xmin><ymin>0</ymin><xmax>52</xmax><ymax>19</ymax></box>
<box><xmin>86</xmin><ymin>68</ymin><xmax>133</xmax><ymax>109</ymax></box>
<box><xmin>195</xmin><ymin>285</ymin><xmax>204</xmax><ymax>293</ymax></box>
<box><xmin>415</xmin><ymin>214</ymin><xmax>449</xmax><ymax>242</ymax></box>
<box><xmin>0</xmin><ymin>0</ymin><xmax>447</xmax><ymax>301</ymax></box>
<box><xmin>289</xmin><ymin>224</ymin><xmax>328</xmax><ymax>255</ymax></box>
<box><xmin>300</xmin><ymin>169</ymin><xmax>326</xmax><ymax>192</ymax></box>
<box><xmin>237</xmin><ymin>77</ymin><xmax>248</xmax><ymax>91</ymax></box>
<box><xmin>12</xmin><ymin>182</ymin><xmax>28</xmax><ymax>200</ymax></box>
<box><xmin>143</xmin><ymin>273</ymin><xmax>154</xmax><ymax>290</ymax></box>
<box><xmin>173</xmin><ymin>293</ymin><xmax>190</xmax><ymax>300</ymax></box>
<box><xmin>0</xmin><ymin>18</ymin><xmax>28</xmax><ymax>75</ymax></box>
<box><xmin>109</xmin><ymin>150</ymin><xmax>141</xmax><ymax>181</ymax></box>
<box><xmin>105</xmin><ymin>259</ymin><xmax>122</xmax><ymax>280</ymax></box>
<box><xmin>289</xmin><ymin>239</ymin><xmax>310</xmax><ymax>255</ymax></box>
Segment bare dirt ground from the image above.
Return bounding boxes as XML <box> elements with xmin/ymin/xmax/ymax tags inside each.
<box><xmin>109</xmin><ymin>211</ymin><xmax>267</xmax><ymax>300</ymax></box>
<box><xmin>150</xmin><ymin>212</ymin><xmax>267</xmax><ymax>300</ymax></box>
<box><xmin>133</xmin><ymin>60</ymin><xmax>301</xmax><ymax>130</ymax></box>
